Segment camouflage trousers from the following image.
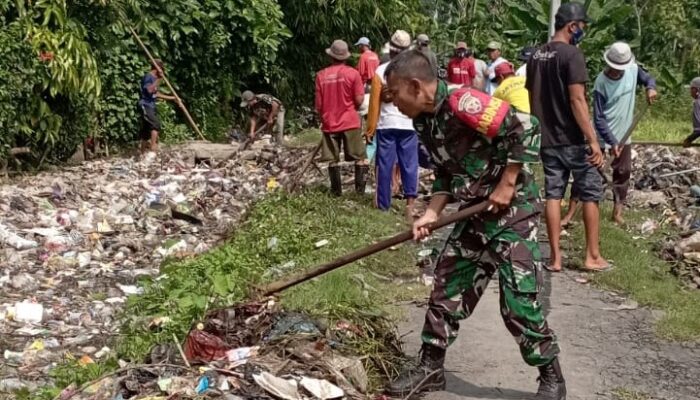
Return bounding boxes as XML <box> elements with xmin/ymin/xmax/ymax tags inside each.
<box><xmin>421</xmin><ymin>202</ymin><xmax>560</xmax><ymax>367</ymax></box>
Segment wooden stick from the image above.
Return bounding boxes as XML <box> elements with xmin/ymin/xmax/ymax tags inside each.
<box><xmin>287</xmin><ymin>140</ymin><xmax>323</xmax><ymax>193</ymax></box>
<box><xmin>10</xmin><ymin>147</ymin><xmax>30</xmax><ymax>156</ymax></box>
<box><xmin>172</xmin><ymin>332</ymin><xmax>191</xmax><ymax>368</ymax></box>
<box><xmin>128</xmin><ymin>26</ymin><xmax>206</xmax><ymax>141</ymax></box>
<box><xmin>633</xmin><ymin>141</ymin><xmax>700</xmax><ymax>147</ymax></box>
<box><xmin>261</xmin><ymin>201</ymin><xmax>490</xmax><ymax>295</ymax></box>
<box><xmin>240</xmin><ymin>123</ymin><xmax>268</xmax><ymax>151</ymax></box>
<box><xmin>53</xmin><ymin>363</ymin><xmax>191</xmax><ymax>400</ymax></box>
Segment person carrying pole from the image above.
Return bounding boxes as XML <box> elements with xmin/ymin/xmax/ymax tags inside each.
<box><xmin>383</xmin><ymin>49</ymin><xmax>566</xmax><ymax>400</ymax></box>
<box><xmin>137</xmin><ymin>59</ymin><xmax>181</xmax><ymax>153</ymax></box>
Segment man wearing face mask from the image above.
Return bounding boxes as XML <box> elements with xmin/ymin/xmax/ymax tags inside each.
<box><xmin>526</xmin><ymin>2</ymin><xmax>609</xmax><ymax>273</ymax></box>
<box><xmin>446</xmin><ymin>42</ymin><xmax>476</xmax><ymax>86</ymax></box>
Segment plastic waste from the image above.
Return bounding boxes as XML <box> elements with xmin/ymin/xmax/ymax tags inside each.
<box><xmin>226</xmin><ymin>346</ymin><xmax>260</xmax><ymax>362</ymax></box>
<box><xmin>195</xmin><ymin>376</ymin><xmax>210</xmax><ymax>394</ymax></box>
<box><xmin>183</xmin><ymin>330</ymin><xmax>232</xmax><ymax>363</ymax></box>
<box><xmin>0</xmin><ymin>223</ymin><xmax>37</xmax><ymax>250</ymax></box>
<box><xmin>253</xmin><ymin>372</ymin><xmax>301</xmax><ymax>400</ymax></box>
<box><xmin>14</xmin><ymin>302</ymin><xmax>44</xmax><ymax>324</ymax></box>
<box><xmin>300</xmin><ymin>377</ymin><xmax>344</xmax><ymax>399</ymax></box>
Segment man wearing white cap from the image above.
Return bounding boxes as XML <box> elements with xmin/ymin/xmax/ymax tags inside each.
<box><xmin>683</xmin><ymin>77</ymin><xmax>700</xmax><ymax>147</ymax></box>
<box><xmin>365</xmin><ymin>30</ymin><xmax>419</xmax><ymax>217</ymax></box>
<box><xmin>355</xmin><ymin>37</ymin><xmax>380</xmax><ymax>88</ymax></box>
<box><xmin>589</xmin><ymin>41</ymin><xmax>656</xmax><ymax>225</ymax></box>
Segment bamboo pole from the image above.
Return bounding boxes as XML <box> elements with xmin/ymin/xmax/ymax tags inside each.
<box><xmin>261</xmin><ymin>201</ymin><xmax>490</xmax><ymax>295</ymax></box>
<box><xmin>128</xmin><ymin>26</ymin><xmax>206</xmax><ymax>141</ymax></box>
<box><xmin>287</xmin><ymin>140</ymin><xmax>323</xmax><ymax>193</ymax></box>
<box><xmin>633</xmin><ymin>141</ymin><xmax>700</xmax><ymax>147</ymax></box>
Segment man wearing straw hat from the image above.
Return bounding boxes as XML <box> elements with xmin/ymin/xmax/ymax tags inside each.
<box><xmin>315</xmin><ymin>39</ymin><xmax>368</xmax><ymax>196</ymax></box>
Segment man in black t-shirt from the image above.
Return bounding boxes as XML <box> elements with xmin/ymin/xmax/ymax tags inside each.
<box><xmin>526</xmin><ymin>2</ymin><xmax>609</xmax><ymax>273</ymax></box>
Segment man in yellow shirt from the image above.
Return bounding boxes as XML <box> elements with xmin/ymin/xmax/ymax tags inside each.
<box><xmin>492</xmin><ymin>62</ymin><xmax>530</xmax><ymax>113</ymax></box>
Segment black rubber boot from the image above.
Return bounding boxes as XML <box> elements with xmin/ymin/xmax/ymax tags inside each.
<box><xmin>329</xmin><ymin>166</ymin><xmax>342</xmax><ymax>196</ymax></box>
<box><xmin>535</xmin><ymin>358</ymin><xmax>567</xmax><ymax>400</ymax></box>
<box><xmin>386</xmin><ymin>344</ymin><xmax>446</xmax><ymax>398</ymax></box>
<box><xmin>354</xmin><ymin>164</ymin><xmax>368</xmax><ymax>194</ymax></box>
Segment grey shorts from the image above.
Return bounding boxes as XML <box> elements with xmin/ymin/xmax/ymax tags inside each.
<box><xmin>541</xmin><ymin>145</ymin><xmax>603</xmax><ymax>202</ymax></box>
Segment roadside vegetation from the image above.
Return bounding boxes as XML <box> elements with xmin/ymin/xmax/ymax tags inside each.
<box><xmin>24</xmin><ymin>188</ymin><xmax>424</xmax><ymax>399</ymax></box>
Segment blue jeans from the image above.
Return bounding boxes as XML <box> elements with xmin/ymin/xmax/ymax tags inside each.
<box><xmin>375</xmin><ymin>128</ymin><xmax>419</xmax><ymax>210</ymax></box>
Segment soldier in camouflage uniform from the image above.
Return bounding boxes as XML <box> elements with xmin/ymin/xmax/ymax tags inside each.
<box><xmin>240</xmin><ymin>90</ymin><xmax>285</xmax><ymax>144</ymax></box>
<box><xmin>383</xmin><ymin>50</ymin><xmax>566</xmax><ymax>400</ymax></box>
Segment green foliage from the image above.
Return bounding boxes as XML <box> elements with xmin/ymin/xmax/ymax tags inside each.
<box><xmin>3</xmin><ymin>0</ymin><xmax>700</xmax><ymax>164</ymax></box>
<box><xmin>117</xmin><ymin>189</ymin><xmax>414</xmax><ymax>361</ymax></box>
<box><xmin>96</xmin><ymin>46</ymin><xmax>144</xmax><ymax>143</ymax></box>
<box><xmin>275</xmin><ymin>0</ymin><xmax>427</xmax><ymax>103</ymax></box>
<box><xmin>157</xmin><ymin>101</ymin><xmax>191</xmax><ymax>144</ymax></box>
<box><xmin>0</xmin><ymin>22</ymin><xmax>43</xmax><ymax>158</ymax></box>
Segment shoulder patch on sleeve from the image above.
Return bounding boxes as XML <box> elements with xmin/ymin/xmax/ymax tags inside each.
<box><xmin>448</xmin><ymin>87</ymin><xmax>510</xmax><ymax>138</ymax></box>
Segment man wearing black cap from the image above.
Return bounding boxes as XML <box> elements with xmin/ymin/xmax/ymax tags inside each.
<box><xmin>516</xmin><ymin>46</ymin><xmax>536</xmax><ymax>77</ymax></box>
<box><xmin>527</xmin><ymin>2</ymin><xmax>609</xmax><ymax>277</ymax></box>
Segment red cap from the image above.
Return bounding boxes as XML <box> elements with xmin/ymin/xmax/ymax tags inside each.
<box><xmin>494</xmin><ymin>62</ymin><xmax>515</xmax><ymax>78</ymax></box>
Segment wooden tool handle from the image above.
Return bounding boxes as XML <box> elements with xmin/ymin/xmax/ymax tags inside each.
<box><xmin>129</xmin><ymin>26</ymin><xmax>206</xmax><ymax>141</ymax></box>
<box><xmin>261</xmin><ymin>201</ymin><xmax>490</xmax><ymax>296</ymax></box>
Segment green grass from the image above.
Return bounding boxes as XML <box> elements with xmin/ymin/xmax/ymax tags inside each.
<box><xmin>28</xmin><ymin>188</ymin><xmax>420</xmax><ymax>399</ymax></box>
<box><xmin>285</xmin><ymin>127</ymin><xmax>322</xmax><ymax>148</ymax></box>
<box><xmin>634</xmin><ymin>116</ymin><xmax>688</xmax><ymax>142</ymax></box>
<box><xmin>566</xmin><ymin>205</ymin><xmax>700</xmax><ymax>340</ymax></box>
<box><xmin>633</xmin><ymin>92</ymin><xmax>692</xmax><ymax>142</ymax></box>
<box><xmin>119</xmin><ymin>187</ymin><xmax>418</xmax><ymax>357</ymax></box>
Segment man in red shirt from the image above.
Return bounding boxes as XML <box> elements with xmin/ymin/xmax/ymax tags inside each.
<box><xmin>355</xmin><ymin>37</ymin><xmax>380</xmax><ymax>88</ymax></box>
<box><xmin>316</xmin><ymin>39</ymin><xmax>368</xmax><ymax>196</ymax></box>
<box><xmin>447</xmin><ymin>41</ymin><xmax>476</xmax><ymax>86</ymax></box>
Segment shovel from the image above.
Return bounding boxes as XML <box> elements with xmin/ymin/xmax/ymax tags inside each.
<box><xmin>261</xmin><ymin>201</ymin><xmax>490</xmax><ymax>296</ymax></box>
<box><xmin>240</xmin><ymin>123</ymin><xmax>269</xmax><ymax>151</ymax></box>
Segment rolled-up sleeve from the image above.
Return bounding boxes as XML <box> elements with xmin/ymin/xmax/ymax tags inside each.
<box><xmin>501</xmin><ymin>111</ymin><xmax>541</xmax><ymax>164</ymax></box>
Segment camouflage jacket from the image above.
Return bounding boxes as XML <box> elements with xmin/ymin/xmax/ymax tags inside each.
<box><xmin>248</xmin><ymin>94</ymin><xmax>284</xmax><ymax>119</ymax></box>
<box><xmin>413</xmin><ymin>81</ymin><xmax>541</xmax><ymax>205</ymax></box>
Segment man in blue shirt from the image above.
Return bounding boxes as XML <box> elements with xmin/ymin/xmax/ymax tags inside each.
<box><xmin>138</xmin><ymin>59</ymin><xmax>180</xmax><ymax>153</ymax></box>
<box><xmin>562</xmin><ymin>42</ymin><xmax>656</xmax><ymax>226</ymax></box>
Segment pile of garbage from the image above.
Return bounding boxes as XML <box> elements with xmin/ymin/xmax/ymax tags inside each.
<box><xmin>631</xmin><ymin>145</ymin><xmax>700</xmax><ymax>289</ymax></box>
<box><xmin>632</xmin><ymin>146</ymin><xmax>700</xmax><ymax>210</ymax></box>
<box><xmin>0</xmin><ymin>142</ymin><xmax>313</xmax><ymax>392</ymax></box>
<box><xmin>56</xmin><ymin>299</ymin><xmax>405</xmax><ymax>400</ymax></box>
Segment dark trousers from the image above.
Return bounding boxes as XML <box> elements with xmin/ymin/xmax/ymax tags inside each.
<box><xmin>611</xmin><ymin>145</ymin><xmax>632</xmax><ymax>204</ymax></box>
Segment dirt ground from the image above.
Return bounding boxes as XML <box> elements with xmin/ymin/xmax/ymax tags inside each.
<box><xmin>398</xmin><ymin>270</ymin><xmax>700</xmax><ymax>400</ymax></box>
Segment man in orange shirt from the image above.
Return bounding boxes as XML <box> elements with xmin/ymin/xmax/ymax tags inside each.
<box><xmin>355</xmin><ymin>37</ymin><xmax>380</xmax><ymax>89</ymax></box>
<box><xmin>316</xmin><ymin>40</ymin><xmax>368</xmax><ymax>196</ymax></box>
<box><xmin>446</xmin><ymin>42</ymin><xmax>476</xmax><ymax>86</ymax></box>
